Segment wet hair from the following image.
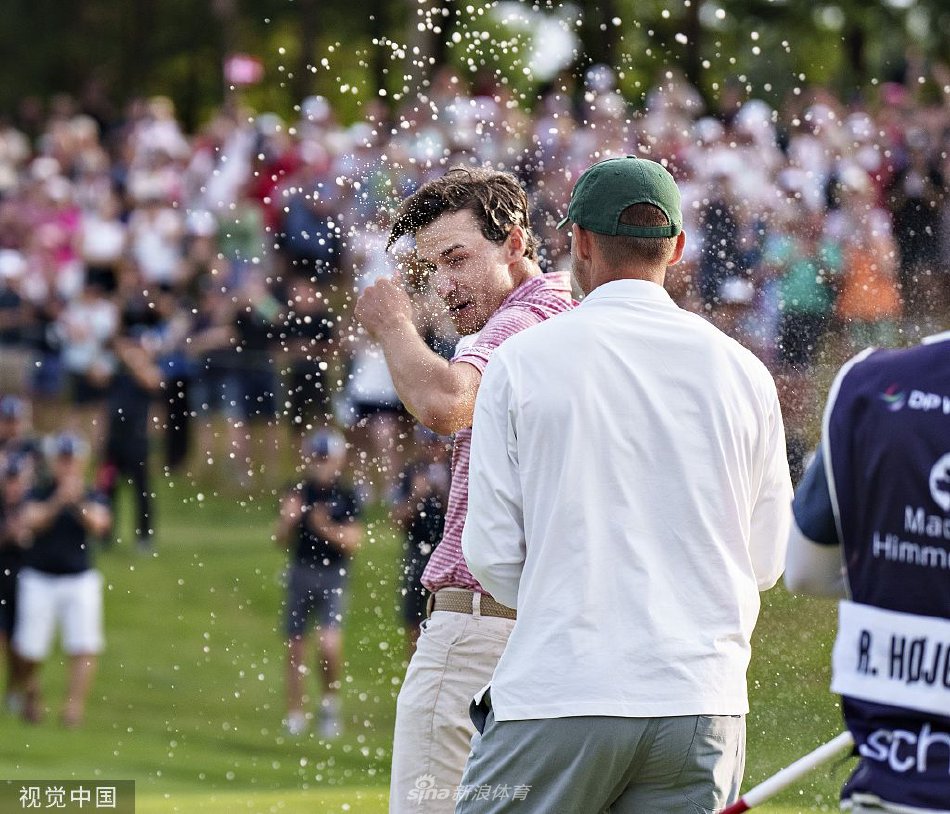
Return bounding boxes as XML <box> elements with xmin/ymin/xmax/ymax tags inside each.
<box><xmin>589</xmin><ymin>203</ymin><xmax>678</xmax><ymax>267</ymax></box>
<box><xmin>387</xmin><ymin>166</ymin><xmax>537</xmax><ymax>259</ymax></box>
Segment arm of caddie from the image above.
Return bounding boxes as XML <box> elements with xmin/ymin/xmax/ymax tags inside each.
<box><xmin>783</xmin><ymin>446</ymin><xmax>847</xmax><ymax>598</ymax></box>
<box><xmin>784</xmin><ymin>522</ymin><xmax>847</xmax><ymax>597</ymax></box>
<box><xmin>355</xmin><ymin>275</ymin><xmax>481</xmax><ymax>435</ymax></box>
<box><xmin>461</xmin><ymin>353</ymin><xmax>524</xmax><ymax>608</ymax></box>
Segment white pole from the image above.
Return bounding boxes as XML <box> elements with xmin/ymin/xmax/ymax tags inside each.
<box><xmin>720</xmin><ymin>731</ymin><xmax>854</xmax><ymax>813</ymax></box>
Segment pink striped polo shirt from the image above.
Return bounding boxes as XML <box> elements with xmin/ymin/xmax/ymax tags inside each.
<box><xmin>421</xmin><ymin>271</ymin><xmax>574</xmax><ymax>595</ymax></box>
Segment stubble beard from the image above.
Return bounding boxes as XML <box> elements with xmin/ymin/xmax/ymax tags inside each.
<box><xmin>570</xmin><ymin>256</ymin><xmax>590</xmax><ymax>296</ymax></box>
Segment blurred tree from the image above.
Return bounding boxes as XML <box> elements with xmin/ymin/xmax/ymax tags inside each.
<box><xmin>0</xmin><ymin>0</ymin><xmax>946</xmax><ymax>130</ymax></box>
<box><xmin>579</xmin><ymin>0</ymin><xmax>621</xmax><ymax>70</ymax></box>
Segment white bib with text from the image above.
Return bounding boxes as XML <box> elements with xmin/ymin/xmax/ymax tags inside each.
<box><xmin>832</xmin><ymin>600</ymin><xmax>950</xmax><ymax>717</ymax></box>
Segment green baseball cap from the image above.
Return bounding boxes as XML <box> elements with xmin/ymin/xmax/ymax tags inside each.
<box><xmin>556</xmin><ymin>156</ymin><xmax>682</xmax><ymax>238</ymax></box>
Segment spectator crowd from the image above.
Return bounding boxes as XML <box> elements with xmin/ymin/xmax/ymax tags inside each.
<box><xmin>0</xmin><ymin>63</ymin><xmax>947</xmax><ymax>727</ymax></box>
<box><xmin>0</xmin><ymin>68</ymin><xmax>947</xmax><ymax>487</ymax></box>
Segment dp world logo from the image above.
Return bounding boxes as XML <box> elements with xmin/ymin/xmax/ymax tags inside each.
<box><xmin>407</xmin><ymin>774</ymin><xmax>451</xmax><ymax>804</ymax></box>
<box><xmin>879</xmin><ymin>384</ymin><xmax>906</xmax><ymax>412</ymax></box>
<box><xmin>930</xmin><ymin>454</ymin><xmax>950</xmax><ymax>512</ymax></box>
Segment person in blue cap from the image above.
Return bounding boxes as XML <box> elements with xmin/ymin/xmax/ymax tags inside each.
<box><xmin>10</xmin><ymin>432</ymin><xmax>111</xmax><ymax>727</ymax></box>
<box><xmin>0</xmin><ymin>453</ymin><xmax>30</xmax><ymax>711</ymax></box>
<box><xmin>274</xmin><ymin>427</ymin><xmax>362</xmax><ymax>738</ymax></box>
<box><xmin>0</xmin><ymin>395</ymin><xmax>41</xmax><ymax>477</ymax></box>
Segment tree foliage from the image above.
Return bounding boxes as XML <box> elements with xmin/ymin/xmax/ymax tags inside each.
<box><xmin>1</xmin><ymin>0</ymin><xmax>946</xmax><ymax>129</ymax></box>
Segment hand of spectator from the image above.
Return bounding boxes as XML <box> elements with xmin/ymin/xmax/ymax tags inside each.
<box><xmin>309</xmin><ymin>503</ymin><xmax>361</xmax><ymax>555</ymax></box>
<box><xmin>410</xmin><ymin>470</ymin><xmax>433</xmax><ymax>497</ymax></box>
<box><xmin>354</xmin><ymin>274</ymin><xmax>415</xmax><ymax>343</ymax></box>
<box><xmin>56</xmin><ymin>472</ymin><xmax>86</xmax><ymax>507</ymax></box>
<box><xmin>275</xmin><ymin>488</ymin><xmax>304</xmax><ymax>546</ymax></box>
<box><xmin>10</xmin><ymin>515</ymin><xmax>31</xmax><ymax>547</ymax></box>
<box><xmin>308</xmin><ymin>503</ymin><xmax>334</xmax><ymax>534</ymax></box>
<box><xmin>280</xmin><ymin>488</ymin><xmax>303</xmax><ymax>516</ymax></box>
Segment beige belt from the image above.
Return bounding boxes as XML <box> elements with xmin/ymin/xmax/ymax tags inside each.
<box><xmin>426</xmin><ymin>589</ymin><xmax>516</xmax><ymax>620</ymax></box>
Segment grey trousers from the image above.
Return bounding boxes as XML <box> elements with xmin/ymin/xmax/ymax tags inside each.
<box><xmin>456</xmin><ymin>696</ymin><xmax>745</xmax><ymax>814</ymax></box>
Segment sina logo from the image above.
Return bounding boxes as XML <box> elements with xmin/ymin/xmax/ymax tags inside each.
<box><xmin>408</xmin><ymin>773</ymin><xmax>451</xmax><ymax>803</ymax></box>
<box><xmin>879</xmin><ymin>384</ymin><xmax>906</xmax><ymax>412</ymax></box>
<box><xmin>930</xmin><ymin>454</ymin><xmax>950</xmax><ymax>512</ymax></box>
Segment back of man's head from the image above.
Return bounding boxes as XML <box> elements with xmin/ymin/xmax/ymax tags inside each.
<box><xmin>558</xmin><ymin>156</ymin><xmax>682</xmax><ymax>270</ymax></box>
<box><xmin>593</xmin><ymin>203</ymin><xmax>679</xmax><ymax>268</ymax></box>
<box><xmin>387</xmin><ymin>166</ymin><xmax>537</xmax><ymax>260</ymax></box>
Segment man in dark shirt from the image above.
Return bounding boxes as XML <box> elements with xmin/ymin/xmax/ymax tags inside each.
<box><xmin>0</xmin><ymin>256</ymin><xmax>33</xmax><ymax>395</ymax></box>
<box><xmin>226</xmin><ymin>270</ymin><xmax>281</xmax><ymax>486</ymax></box>
<box><xmin>886</xmin><ymin>138</ymin><xmax>946</xmax><ymax>321</ymax></box>
<box><xmin>10</xmin><ymin>432</ymin><xmax>111</xmax><ymax>726</ymax></box>
<box><xmin>391</xmin><ymin>425</ymin><xmax>451</xmax><ymax>656</ymax></box>
<box><xmin>697</xmin><ymin>176</ymin><xmax>748</xmax><ymax>310</ymax></box>
<box><xmin>0</xmin><ymin>454</ymin><xmax>30</xmax><ymax>710</ymax></box>
<box><xmin>278</xmin><ymin>276</ymin><xmax>336</xmax><ymax>433</ymax></box>
<box><xmin>97</xmin><ymin>324</ymin><xmax>162</xmax><ymax>551</ymax></box>
<box><xmin>0</xmin><ymin>395</ymin><xmax>41</xmax><ymax>474</ymax></box>
<box><xmin>275</xmin><ymin>428</ymin><xmax>361</xmax><ymax>738</ymax></box>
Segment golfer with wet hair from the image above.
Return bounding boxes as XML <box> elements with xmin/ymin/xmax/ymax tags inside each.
<box><xmin>459</xmin><ymin>156</ymin><xmax>792</xmax><ymax>813</ymax></box>
<box><xmin>355</xmin><ymin>166</ymin><xmax>573</xmax><ymax>812</ymax></box>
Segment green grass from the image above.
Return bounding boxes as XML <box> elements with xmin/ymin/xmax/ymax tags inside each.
<box><xmin>133</xmin><ymin>794</ymin><xmax>832</xmax><ymax>814</ymax></box>
<box><xmin>0</xmin><ymin>473</ymin><xmax>853</xmax><ymax>812</ymax></box>
<box><xmin>135</xmin><ymin>788</ymin><xmax>389</xmax><ymax>813</ymax></box>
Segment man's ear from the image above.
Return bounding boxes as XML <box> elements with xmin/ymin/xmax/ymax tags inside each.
<box><xmin>504</xmin><ymin>225</ymin><xmax>527</xmax><ymax>262</ymax></box>
<box><xmin>668</xmin><ymin>231</ymin><xmax>686</xmax><ymax>267</ymax></box>
<box><xmin>573</xmin><ymin>224</ymin><xmax>593</xmax><ymax>261</ymax></box>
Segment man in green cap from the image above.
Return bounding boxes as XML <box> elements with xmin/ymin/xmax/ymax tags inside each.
<box><xmin>457</xmin><ymin>156</ymin><xmax>793</xmax><ymax>812</ymax></box>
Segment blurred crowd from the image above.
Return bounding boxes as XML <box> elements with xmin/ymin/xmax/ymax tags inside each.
<box><xmin>0</xmin><ymin>61</ymin><xmax>947</xmax><ymax>730</ymax></box>
<box><xmin>0</xmin><ymin>64</ymin><xmax>946</xmax><ymax>526</ymax></box>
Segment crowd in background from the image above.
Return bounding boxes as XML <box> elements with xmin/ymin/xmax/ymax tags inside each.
<box><xmin>0</xmin><ymin>61</ymin><xmax>947</xmax><ymax>733</ymax></box>
<box><xmin>0</xmin><ymin>62</ymin><xmax>946</xmax><ymax>580</ymax></box>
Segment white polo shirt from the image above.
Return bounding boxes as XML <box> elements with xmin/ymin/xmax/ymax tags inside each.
<box><xmin>462</xmin><ymin>279</ymin><xmax>792</xmax><ymax>721</ymax></box>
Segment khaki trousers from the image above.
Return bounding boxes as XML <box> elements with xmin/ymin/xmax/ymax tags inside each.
<box><xmin>389</xmin><ymin>603</ymin><xmax>514</xmax><ymax>814</ymax></box>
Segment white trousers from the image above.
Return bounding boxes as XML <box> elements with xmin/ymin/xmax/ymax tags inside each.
<box><xmin>389</xmin><ymin>603</ymin><xmax>514</xmax><ymax>814</ymax></box>
<box><xmin>13</xmin><ymin>567</ymin><xmax>104</xmax><ymax>660</ymax></box>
